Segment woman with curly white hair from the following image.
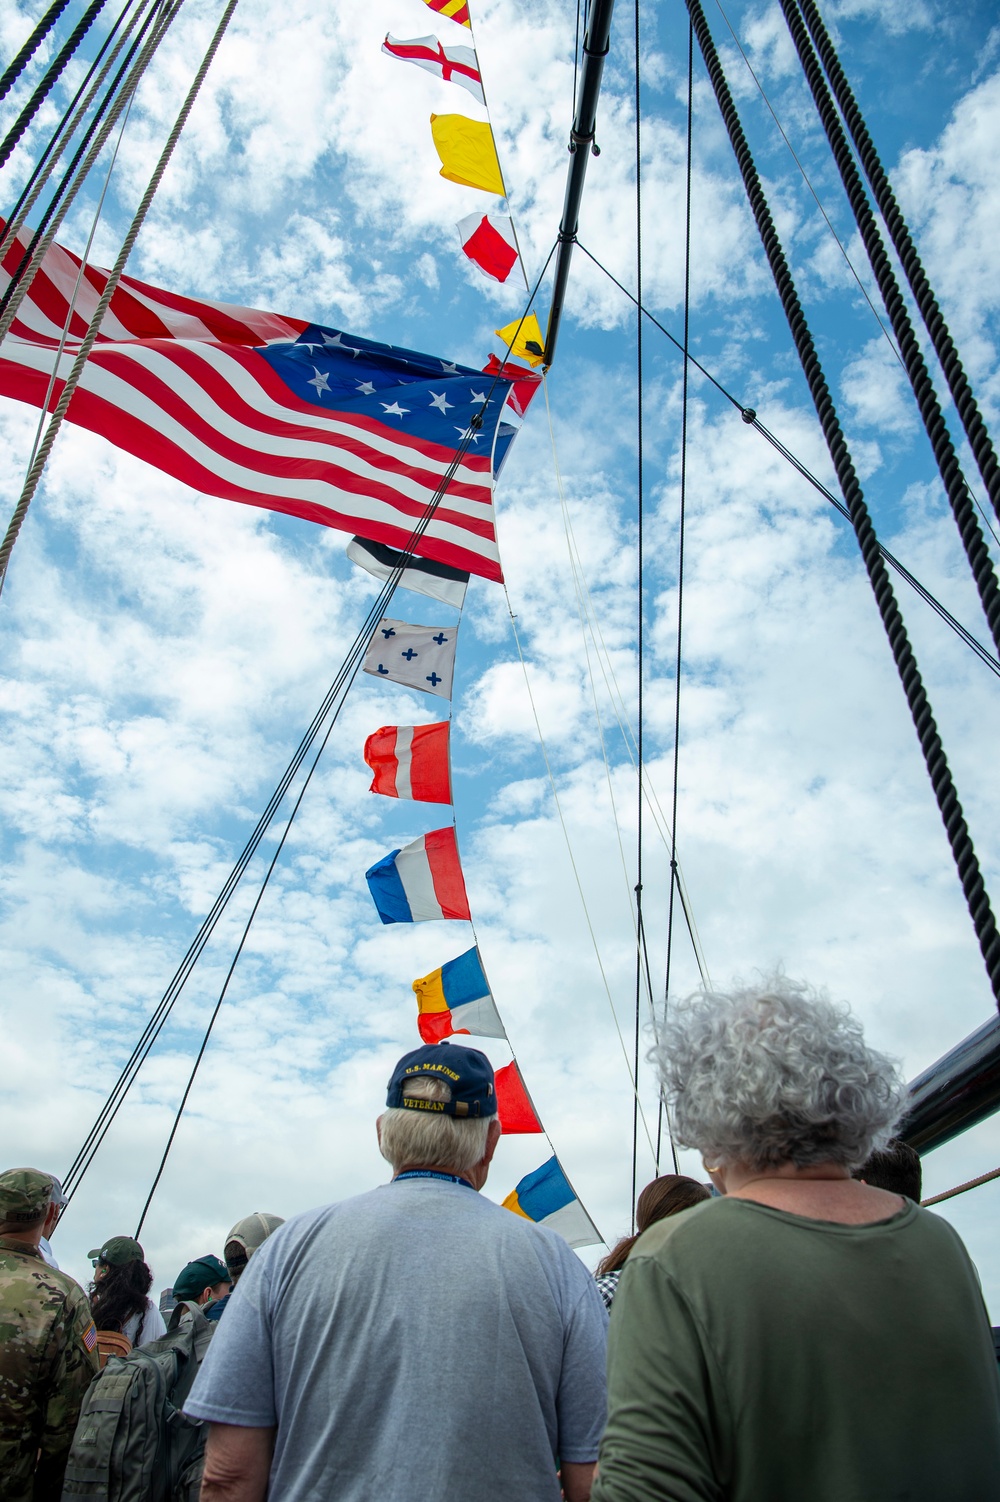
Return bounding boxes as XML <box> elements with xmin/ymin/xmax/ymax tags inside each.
<box><xmin>592</xmin><ymin>973</ymin><xmax>1000</xmax><ymax>1502</ymax></box>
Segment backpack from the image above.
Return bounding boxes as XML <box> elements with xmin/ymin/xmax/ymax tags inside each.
<box><xmin>62</xmin><ymin>1303</ymin><xmax>215</xmax><ymax>1502</ymax></box>
<box><xmin>95</xmin><ymin>1330</ymin><xmax>132</xmax><ymax>1368</ymax></box>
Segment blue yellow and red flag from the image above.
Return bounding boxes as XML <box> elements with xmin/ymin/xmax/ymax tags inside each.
<box><xmin>413</xmin><ymin>946</ymin><xmax>505</xmax><ymax>1042</ymax></box>
<box><xmin>503</xmin><ymin>1156</ymin><xmax>601</xmax><ymax>1248</ymax></box>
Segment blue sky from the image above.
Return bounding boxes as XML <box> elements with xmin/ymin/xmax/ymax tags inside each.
<box><xmin>2</xmin><ymin>0</ymin><xmax>1000</xmax><ymax>1310</ymax></box>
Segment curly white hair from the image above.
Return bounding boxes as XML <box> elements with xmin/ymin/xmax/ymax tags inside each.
<box><xmin>652</xmin><ymin>972</ymin><xmax>908</xmax><ymax>1170</ymax></box>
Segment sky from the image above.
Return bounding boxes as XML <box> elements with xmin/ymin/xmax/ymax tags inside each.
<box><xmin>2</xmin><ymin>0</ymin><xmax>1000</xmax><ymax>1311</ymax></box>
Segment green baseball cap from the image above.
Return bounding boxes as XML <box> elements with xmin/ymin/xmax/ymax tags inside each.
<box><xmin>88</xmin><ymin>1235</ymin><xmax>144</xmax><ymax>1266</ymax></box>
<box><xmin>0</xmin><ymin>1167</ymin><xmax>54</xmax><ymax>1223</ymax></box>
<box><xmin>172</xmin><ymin>1255</ymin><xmax>230</xmax><ymax>1300</ymax></box>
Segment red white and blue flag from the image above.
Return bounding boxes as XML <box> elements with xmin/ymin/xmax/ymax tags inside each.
<box><xmin>366</xmin><ymin>826</ymin><xmax>471</xmax><ymax>923</ymax></box>
<box><xmin>365</xmin><ymin>722</ymin><xmax>451</xmax><ymax>804</ymax></box>
<box><xmin>0</xmin><ymin>220</ymin><xmax>534</xmax><ymax>581</ymax></box>
<box><xmin>382</xmin><ymin>34</ymin><xmax>484</xmax><ymax>105</ymax></box>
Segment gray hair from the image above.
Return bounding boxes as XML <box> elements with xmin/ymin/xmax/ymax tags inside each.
<box><xmin>652</xmin><ymin>972</ymin><xmax>907</xmax><ymax>1171</ymax></box>
<box><xmin>379</xmin><ymin>1076</ymin><xmax>494</xmax><ymax>1175</ymax></box>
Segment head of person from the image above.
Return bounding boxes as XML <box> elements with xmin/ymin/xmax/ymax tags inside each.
<box><xmin>88</xmin><ymin>1236</ymin><xmax>154</xmax><ymax>1331</ymax></box>
<box><xmin>853</xmin><ymin>1138</ymin><xmax>922</xmax><ymax>1201</ymax></box>
<box><xmin>652</xmin><ymin>972</ymin><xmax>907</xmax><ymax>1188</ymax></box>
<box><xmin>596</xmin><ymin>1174</ymin><xmax>712</xmax><ymax>1275</ymax></box>
<box><xmin>0</xmin><ymin>1167</ymin><xmax>61</xmax><ymax>1243</ymax></box>
<box><xmin>377</xmin><ymin>1043</ymin><xmax>501</xmax><ymax>1189</ymax></box>
<box><xmin>173</xmin><ymin>1254</ymin><xmax>231</xmax><ymax>1308</ymax></box>
<box><xmin>225</xmin><ymin>1212</ymin><xmax>285</xmax><ymax>1285</ymax></box>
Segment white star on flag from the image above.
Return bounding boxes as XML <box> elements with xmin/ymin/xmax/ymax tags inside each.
<box><xmin>441</xmin><ymin>361</ymin><xmax>457</xmax><ymax>373</ymax></box>
<box><xmin>362</xmin><ymin>618</ymin><xmax>459</xmax><ymax>699</ymax></box>
<box><xmin>470</xmin><ymin>390</ymin><xmax>487</xmax><ymax>403</ymax></box>
<box><xmin>429</xmin><ymin>392</ymin><xmax>453</xmax><ymax>413</ymax></box>
<box><xmin>357</xmin><ymin>381</ymin><xmax>376</xmax><ymax>395</ymax></box>
<box><xmin>455</xmin><ymin>425</ymin><xmax>481</xmax><ymax>443</ymax></box>
<box><xmin>381</xmin><ymin>402</ymin><xmax>410</xmax><ymax>418</ymax></box>
<box><xmin>308</xmin><ymin>367</ymin><xmax>331</xmax><ymax>395</ymax></box>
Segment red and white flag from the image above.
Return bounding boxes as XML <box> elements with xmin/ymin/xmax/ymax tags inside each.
<box><xmin>382</xmin><ymin>34</ymin><xmax>484</xmax><ymax>105</ymax></box>
<box><xmin>366</xmin><ymin>827</ymin><xmax>471</xmax><ymax>923</ymax></box>
<box><xmin>457</xmin><ymin>213</ymin><xmax>520</xmax><ymax>284</ymax></box>
<box><xmin>365</xmin><ymin>722</ymin><xmax>451</xmax><ymax>804</ymax></box>
<box><xmin>0</xmin><ymin>220</ymin><xmax>529</xmax><ymax>582</ymax></box>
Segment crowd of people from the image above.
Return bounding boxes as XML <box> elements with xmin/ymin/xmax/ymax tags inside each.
<box><xmin>2</xmin><ymin>972</ymin><xmax>1000</xmax><ymax>1501</ymax></box>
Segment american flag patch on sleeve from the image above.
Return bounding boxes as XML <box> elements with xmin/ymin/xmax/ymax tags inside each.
<box><xmin>82</xmin><ymin>1321</ymin><xmax>98</xmax><ymax>1351</ymax></box>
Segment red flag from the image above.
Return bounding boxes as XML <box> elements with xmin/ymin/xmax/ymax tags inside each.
<box><xmin>495</xmin><ymin>1061</ymin><xmax>543</xmax><ymax>1133</ymax></box>
<box><xmin>482</xmin><ymin>354</ymin><xmax>542</xmax><ymax>419</ymax></box>
<box><xmin>457</xmin><ymin>213</ymin><xmax>520</xmax><ymax>285</ymax></box>
<box><xmin>364</xmin><ymin>723</ymin><xmax>451</xmax><ymax>804</ymax></box>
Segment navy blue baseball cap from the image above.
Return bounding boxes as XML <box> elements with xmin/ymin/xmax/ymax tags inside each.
<box><xmin>386</xmin><ymin>1043</ymin><xmax>496</xmax><ymax>1118</ymax></box>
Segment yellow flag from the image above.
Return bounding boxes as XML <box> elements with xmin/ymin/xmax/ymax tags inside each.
<box><xmin>495</xmin><ymin>313</ymin><xmax>546</xmax><ymax>367</ymax></box>
<box><xmin>430</xmin><ymin>114</ymin><xmax>504</xmax><ymax>196</ymax></box>
<box><xmin>422</xmin><ymin>0</ymin><xmax>472</xmax><ymax>26</ymax></box>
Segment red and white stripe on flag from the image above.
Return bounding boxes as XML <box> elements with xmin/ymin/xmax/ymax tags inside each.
<box><xmin>457</xmin><ymin>213</ymin><xmax>520</xmax><ymax>284</ymax></box>
<box><xmin>364</xmin><ymin>722</ymin><xmax>451</xmax><ymax>804</ymax></box>
<box><xmin>0</xmin><ymin>221</ymin><xmax>506</xmax><ymax>582</ymax></box>
<box><xmin>382</xmin><ymin>34</ymin><xmax>484</xmax><ymax>105</ymax></box>
<box><xmin>398</xmin><ymin>827</ymin><xmax>471</xmax><ymax>920</ymax></box>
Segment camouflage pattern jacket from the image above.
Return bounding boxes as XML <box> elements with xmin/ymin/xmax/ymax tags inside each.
<box><xmin>0</xmin><ymin>1236</ymin><xmax>99</xmax><ymax>1502</ymax></box>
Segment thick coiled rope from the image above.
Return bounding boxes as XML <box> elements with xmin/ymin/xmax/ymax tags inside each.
<box><xmin>0</xmin><ymin>0</ymin><xmax>73</xmax><ymax>106</ymax></box>
<box><xmin>0</xmin><ymin>0</ymin><xmax>108</xmax><ymax>172</ymax></box>
<box><xmin>797</xmin><ymin>0</ymin><xmax>1000</xmax><ymax>525</ymax></box>
<box><xmin>686</xmin><ymin>0</ymin><xmax>1000</xmax><ymax>1009</ymax></box>
<box><xmin>777</xmin><ymin>0</ymin><xmax>1000</xmax><ymax>660</ymax></box>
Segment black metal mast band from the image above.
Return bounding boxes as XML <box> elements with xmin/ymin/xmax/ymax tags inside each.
<box><xmin>543</xmin><ymin>0</ymin><xmax>617</xmax><ymax>367</ymax></box>
<box><xmin>777</xmin><ymin>0</ymin><xmax>1000</xmax><ymax>661</ymax></box>
<box><xmin>686</xmin><ymin>0</ymin><xmax>1000</xmax><ymax>1009</ymax></box>
<box><xmin>797</xmin><ymin>0</ymin><xmax>1000</xmax><ymax>524</ymax></box>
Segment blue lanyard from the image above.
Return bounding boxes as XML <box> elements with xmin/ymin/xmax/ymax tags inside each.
<box><xmin>394</xmin><ymin>1169</ymin><xmax>475</xmax><ymax>1190</ymax></box>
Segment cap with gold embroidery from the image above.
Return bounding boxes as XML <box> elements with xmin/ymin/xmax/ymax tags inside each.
<box><xmin>386</xmin><ymin>1043</ymin><xmax>496</xmax><ymax>1117</ymax></box>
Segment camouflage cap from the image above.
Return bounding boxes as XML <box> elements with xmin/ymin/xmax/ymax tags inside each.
<box><xmin>87</xmin><ymin>1235</ymin><xmax>144</xmax><ymax>1266</ymax></box>
<box><xmin>0</xmin><ymin>1166</ymin><xmax>55</xmax><ymax>1223</ymax></box>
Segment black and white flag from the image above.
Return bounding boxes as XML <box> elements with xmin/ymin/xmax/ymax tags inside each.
<box><xmin>347</xmin><ymin>537</ymin><xmax>469</xmax><ymax>609</ymax></box>
<box><xmin>362</xmin><ymin>618</ymin><xmax>458</xmax><ymax>699</ymax></box>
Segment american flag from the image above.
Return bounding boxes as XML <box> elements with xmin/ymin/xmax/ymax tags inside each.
<box><xmin>0</xmin><ymin>221</ymin><xmax>539</xmax><ymax>582</ymax></box>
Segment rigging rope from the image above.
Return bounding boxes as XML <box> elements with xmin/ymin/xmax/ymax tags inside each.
<box><xmin>921</xmin><ymin>1164</ymin><xmax>1000</xmax><ymax>1208</ymax></box>
<box><xmin>796</xmin><ymin>0</ymin><xmax>1000</xmax><ymax>526</ymax></box>
<box><xmin>631</xmin><ymin>0</ymin><xmax>645</xmax><ymax>1233</ymax></box>
<box><xmin>686</xmin><ymin>0</ymin><xmax>1000</xmax><ymax>1010</ymax></box>
<box><xmin>0</xmin><ymin>0</ymin><xmax>199</xmax><ymax>589</ymax></box>
<box><xmin>575</xmin><ymin>241</ymin><xmax>1000</xmax><ymax>683</ymax></box>
<box><xmin>0</xmin><ymin>0</ymin><xmax>73</xmax><ymax>106</ymax></box>
<box><xmin>63</xmin><ymin>252</ymin><xmax>559</xmax><ymax>1217</ymax></box>
<box><xmin>777</xmin><ymin>0</ymin><xmax>1000</xmax><ymax>663</ymax></box>
<box><xmin>658</xmin><ymin>18</ymin><xmax>696</xmax><ymax>1180</ymax></box>
<box><xmin>0</xmin><ymin>0</ymin><xmax>182</xmax><ymax>341</ymax></box>
<box><xmin>0</xmin><ymin>0</ymin><xmax>108</xmax><ymax>173</ymax></box>
<box><xmin>1</xmin><ymin>0</ymin><xmax>150</xmax><ymax>262</ymax></box>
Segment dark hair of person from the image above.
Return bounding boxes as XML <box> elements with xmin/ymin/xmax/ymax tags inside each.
<box><xmin>89</xmin><ymin>1258</ymin><xmax>153</xmax><ymax>1335</ymax></box>
<box><xmin>225</xmin><ymin>1239</ymin><xmax>248</xmax><ymax>1283</ymax></box>
<box><xmin>596</xmin><ymin>1174</ymin><xmax>712</xmax><ymax>1275</ymax></box>
<box><xmin>853</xmin><ymin>1138</ymin><xmax>923</xmax><ymax>1201</ymax></box>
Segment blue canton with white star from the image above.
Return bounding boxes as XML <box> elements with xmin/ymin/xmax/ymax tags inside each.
<box><xmin>255</xmin><ymin>324</ymin><xmax>508</xmax><ymax>467</ymax></box>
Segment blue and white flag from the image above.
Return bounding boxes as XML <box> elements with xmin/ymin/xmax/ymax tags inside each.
<box><xmin>362</xmin><ymin>618</ymin><xmax>458</xmax><ymax>698</ymax></box>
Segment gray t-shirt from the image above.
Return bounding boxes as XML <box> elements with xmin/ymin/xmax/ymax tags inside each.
<box><xmin>186</xmin><ymin>1177</ymin><xmax>608</xmax><ymax>1501</ymax></box>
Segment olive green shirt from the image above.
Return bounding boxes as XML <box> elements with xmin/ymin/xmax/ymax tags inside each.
<box><xmin>593</xmin><ymin>1197</ymin><xmax>1000</xmax><ymax>1502</ymax></box>
<box><xmin>0</xmin><ymin>1237</ymin><xmax>100</xmax><ymax>1502</ymax></box>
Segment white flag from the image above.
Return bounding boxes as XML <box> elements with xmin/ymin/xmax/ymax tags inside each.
<box><xmin>363</xmin><ymin>618</ymin><xmax>458</xmax><ymax>699</ymax></box>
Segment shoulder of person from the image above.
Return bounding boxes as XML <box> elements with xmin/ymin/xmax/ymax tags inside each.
<box><xmin>0</xmin><ymin>1253</ymin><xmax>88</xmax><ymax>1312</ymax></box>
<box><xmin>626</xmin><ymin>1195</ymin><xmax>727</xmax><ymax>1264</ymax></box>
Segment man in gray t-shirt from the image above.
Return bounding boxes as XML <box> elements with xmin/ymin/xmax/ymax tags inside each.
<box><xmin>186</xmin><ymin>1043</ymin><xmax>608</xmax><ymax>1502</ymax></box>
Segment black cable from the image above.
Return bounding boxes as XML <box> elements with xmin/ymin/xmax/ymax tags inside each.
<box><xmin>660</xmin><ymin>18</ymin><xmax>695</xmax><ymax>1179</ymax></box>
<box><xmin>777</xmin><ymin>0</ymin><xmax>1000</xmax><ymax>662</ymax></box>
<box><xmin>63</xmin><ymin>247</ymin><xmax>559</xmax><ymax>1213</ymax></box>
<box><xmin>797</xmin><ymin>0</ymin><xmax>1000</xmax><ymax>525</ymax></box>
<box><xmin>2</xmin><ymin>0</ymin><xmax>143</xmax><ymax>235</ymax></box>
<box><xmin>0</xmin><ymin>0</ymin><xmax>108</xmax><ymax>173</ymax></box>
<box><xmin>0</xmin><ymin>0</ymin><xmax>73</xmax><ymax>106</ymax></box>
<box><xmin>575</xmin><ymin>241</ymin><xmax>1000</xmax><ymax>683</ymax></box>
<box><xmin>631</xmin><ymin>0</ymin><xmax>643</xmax><ymax>1234</ymax></box>
<box><xmin>0</xmin><ymin>0</ymin><xmax>170</xmax><ymax>326</ymax></box>
<box><xmin>687</xmin><ymin>0</ymin><xmax>1000</xmax><ymax>1009</ymax></box>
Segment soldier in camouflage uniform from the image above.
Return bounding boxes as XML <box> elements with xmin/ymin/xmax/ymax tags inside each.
<box><xmin>0</xmin><ymin>1167</ymin><xmax>99</xmax><ymax>1502</ymax></box>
